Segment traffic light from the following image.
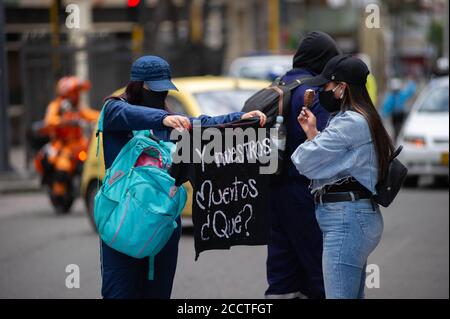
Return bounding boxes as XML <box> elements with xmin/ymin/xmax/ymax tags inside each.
<box><xmin>127</xmin><ymin>0</ymin><xmax>144</xmax><ymax>22</ymax></box>
<box><xmin>127</xmin><ymin>0</ymin><xmax>145</xmax><ymax>56</ymax></box>
<box><xmin>127</xmin><ymin>0</ymin><xmax>140</xmax><ymax>8</ymax></box>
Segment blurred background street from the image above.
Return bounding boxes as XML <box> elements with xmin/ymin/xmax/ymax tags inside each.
<box><xmin>0</xmin><ymin>0</ymin><xmax>449</xmax><ymax>299</ymax></box>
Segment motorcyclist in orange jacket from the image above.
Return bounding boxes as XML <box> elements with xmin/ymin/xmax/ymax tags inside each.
<box><xmin>35</xmin><ymin>76</ymin><xmax>99</xmax><ymax>207</ymax></box>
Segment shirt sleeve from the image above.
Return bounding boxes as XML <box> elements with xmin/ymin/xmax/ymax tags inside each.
<box><xmin>44</xmin><ymin>100</ymin><xmax>62</xmax><ymax>127</ymax></box>
<box><xmin>291</xmin><ymin>112</ymin><xmax>370</xmax><ymax>180</ymax></box>
<box><xmin>381</xmin><ymin>93</ymin><xmax>394</xmax><ymax>117</ymax></box>
<box><xmin>80</xmin><ymin>107</ymin><xmax>100</xmax><ymax>122</ymax></box>
<box><xmin>402</xmin><ymin>80</ymin><xmax>417</xmax><ymax>100</ymax></box>
<box><xmin>103</xmin><ymin>99</ymin><xmax>169</xmax><ymax>132</ymax></box>
<box><xmin>191</xmin><ymin>112</ymin><xmax>244</xmax><ymax>126</ymax></box>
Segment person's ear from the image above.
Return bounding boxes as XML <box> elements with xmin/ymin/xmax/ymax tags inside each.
<box><xmin>332</xmin><ymin>82</ymin><xmax>343</xmax><ymax>98</ymax></box>
<box><xmin>338</xmin><ymin>82</ymin><xmax>347</xmax><ymax>99</ymax></box>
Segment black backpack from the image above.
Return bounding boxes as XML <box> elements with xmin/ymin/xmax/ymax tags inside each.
<box><xmin>373</xmin><ymin>146</ymin><xmax>408</xmax><ymax>207</ymax></box>
<box><xmin>242</xmin><ymin>76</ymin><xmax>311</xmax><ymax>128</ymax></box>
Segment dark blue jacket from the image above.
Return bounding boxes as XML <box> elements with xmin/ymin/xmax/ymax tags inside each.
<box><xmin>102</xmin><ymin>99</ymin><xmax>244</xmax><ymax>169</ymax></box>
<box><xmin>282</xmin><ymin>68</ymin><xmax>330</xmax><ymax>182</ymax></box>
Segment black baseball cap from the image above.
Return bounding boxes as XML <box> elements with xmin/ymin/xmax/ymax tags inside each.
<box><xmin>304</xmin><ymin>54</ymin><xmax>370</xmax><ymax>87</ymax></box>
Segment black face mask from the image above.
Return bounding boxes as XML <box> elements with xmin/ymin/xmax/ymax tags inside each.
<box><xmin>319</xmin><ymin>88</ymin><xmax>342</xmax><ymax>113</ymax></box>
<box><xmin>140</xmin><ymin>88</ymin><xmax>168</xmax><ymax>110</ymax></box>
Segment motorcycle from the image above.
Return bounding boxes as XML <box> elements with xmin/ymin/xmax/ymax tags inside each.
<box><xmin>29</xmin><ymin>100</ymin><xmax>96</xmax><ymax>214</ymax></box>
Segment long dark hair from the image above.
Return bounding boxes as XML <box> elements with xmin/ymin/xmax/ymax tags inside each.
<box><xmin>341</xmin><ymin>84</ymin><xmax>394</xmax><ymax>182</ymax></box>
<box><xmin>105</xmin><ymin>80</ymin><xmax>144</xmax><ymax>104</ymax></box>
<box><xmin>105</xmin><ymin>81</ymin><xmax>170</xmax><ymax>112</ymax></box>
<box><xmin>123</xmin><ymin>80</ymin><xmax>144</xmax><ymax>104</ymax></box>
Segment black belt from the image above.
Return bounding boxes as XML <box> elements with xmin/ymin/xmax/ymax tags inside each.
<box><xmin>314</xmin><ymin>191</ymin><xmax>373</xmax><ymax>205</ymax></box>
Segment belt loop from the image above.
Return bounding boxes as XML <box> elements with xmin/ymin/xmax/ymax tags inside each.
<box><xmin>349</xmin><ymin>191</ymin><xmax>356</xmax><ymax>201</ymax></box>
<box><xmin>370</xmin><ymin>197</ymin><xmax>376</xmax><ymax>211</ymax></box>
<box><xmin>319</xmin><ymin>194</ymin><xmax>323</xmax><ymax>205</ymax></box>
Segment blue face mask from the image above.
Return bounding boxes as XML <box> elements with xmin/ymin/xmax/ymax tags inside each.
<box><xmin>318</xmin><ymin>86</ymin><xmax>342</xmax><ymax>113</ymax></box>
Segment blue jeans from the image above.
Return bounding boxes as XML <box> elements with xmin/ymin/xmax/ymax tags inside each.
<box><xmin>100</xmin><ymin>217</ymin><xmax>181</xmax><ymax>299</ymax></box>
<box><xmin>315</xmin><ymin>199</ymin><xmax>383</xmax><ymax>299</ymax></box>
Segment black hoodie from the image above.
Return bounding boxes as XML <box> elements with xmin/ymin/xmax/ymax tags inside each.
<box><xmin>293</xmin><ymin>31</ymin><xmax>340</xmax><ymax>75</ymax></box>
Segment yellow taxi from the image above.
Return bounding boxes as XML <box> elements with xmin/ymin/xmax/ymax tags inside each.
<box><xmin>80</xmin><ymin>76</ymin><xmax>269</xmax><ymax>229</ymax></box>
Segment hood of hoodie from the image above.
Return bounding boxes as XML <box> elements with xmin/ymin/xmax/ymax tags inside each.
<box><xmin>293</xmin><ymin>31</ymin><xmax>340</xmax><ymax>75</ymax></box>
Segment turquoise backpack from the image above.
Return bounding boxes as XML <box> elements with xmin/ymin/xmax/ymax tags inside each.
<box><xmin>94</xmin><ymin>100</ymin><xmax>187</xmax><ymax>280</ymax></box>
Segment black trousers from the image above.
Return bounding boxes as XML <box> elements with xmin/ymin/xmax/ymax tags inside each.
<box><xmin>266</xmin><ymin>178</ymin><xmax>325</xmax><ymax>299</ymax></box>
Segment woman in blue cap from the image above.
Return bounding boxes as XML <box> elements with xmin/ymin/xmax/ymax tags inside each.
<box><xmin>100</xmin><ymin>55</ymin><xmax>265</xmax><ymax>299</ymax></box>
<box><xmin>292</xmin><ymin>55</ymin><xmax>393</xmax><ymax>298</ymax></box>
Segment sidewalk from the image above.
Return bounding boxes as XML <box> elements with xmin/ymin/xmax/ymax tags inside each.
<box><xmin>0</xmin><ymin>147</ymin><xmax>41</xmax><ymax>194</ymax></box>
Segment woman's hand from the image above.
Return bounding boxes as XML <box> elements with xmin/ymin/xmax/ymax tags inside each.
<box><xmin>298</xmin><ymin>107</ymin><xmax>319</xmax><ymax>140</ymax></box>
<box><xmin>162</xmin><ymin>115</ymin><xmax>191</xmax><ymax>130</ymax></box>
<box><xmin>241</xmin><ymin>110</ymin><xmax>267</xmax><ymax>127</ymax></box>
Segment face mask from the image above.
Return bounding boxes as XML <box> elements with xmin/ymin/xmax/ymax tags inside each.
<box><xmin>319</xmin><ymin>86</ymin><xmax>342</xmax><ymax>113</ymax></box>
<box><xmin>140</xmin><ymin>88</ymin><xmax>168</xmax><ymax>110</ymax></box>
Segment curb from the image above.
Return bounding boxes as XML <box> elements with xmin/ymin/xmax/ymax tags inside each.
<box><xmin>0</xmin><ymin>171</ymin><xmax>42</xmax><ymax>194</ymax></box>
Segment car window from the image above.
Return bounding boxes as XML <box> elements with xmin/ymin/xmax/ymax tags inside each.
<box><xmin>193</xmin><ymin>90</ymin><xmax>258</xmax><ymax>116</ymax></box>
<box><xmin>236</xmin><ymin>63</ymin><xmax>291</xmax><ymax>81</ymax></box>
<box><xmin>237</xmin><ymin>66</ymin><xmax>271</xmax><ymax>80</ymax></box>
<box><xmin>417</xmin><ymin>85</ymin><xmax>449</xmax><ymax>113</ymax></box>
<box><xmin>166</xmin><ymin>95</ymin><xmax>188</xmax><ymax>115</ymax></box>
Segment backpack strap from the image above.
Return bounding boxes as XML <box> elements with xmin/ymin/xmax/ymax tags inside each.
<box><xmin>391</xmin><ymin>145</ymin><xmax>403</xmax><ymax>160</ymax></box>
<box><xmin>132</xmin><ymin>129</ymin><xmax>161</xmax><ymax>144</ymax></box>
<box><xmin>96</xmin><ymin>97</ymin><xmax>134</xmax><ymax>189</ymax></box>
<box><xmin>265</xmin><ymin>85</ymin><xmax>286</xmax><ymax>117</ymax></box>
<box><xmin>147</xmin><ymin>220</ymin><xmax>178</xmax><ymax>280</ymax></box>
<box><xmin>278</xmin><ymin>76</ymin><xmax>311</xmax><ymax>117</ymax></box>
<box><xmin>132</xmin><ymin>129</ymin><xmax>150</xmax><ymax>138</ymax></box>
<box><xmin>148</xmin><ymin>255</ymin><xmax>155</xmax><ymax>280</ymax></box>
<box><xmin>95</xmin><ymin>99</ymin><xmax>116</xmax><ymax>190</ymax></box>
<box><xmin>287</xmin><ymin>76</ymin><xmax>311</xmax><ymax>91</ymax></box>
<box><xmin>96</xmin><ymin>100</ymin><xmax>112</xmax><ymax>157</ymax></box>
<box><xmin>96</xmin><ymin>110</ymin><xmax>104</xmax><ymax>155</ymax></box>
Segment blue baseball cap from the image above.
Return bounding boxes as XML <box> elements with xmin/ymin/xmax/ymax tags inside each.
<box><xmin>130</xmin><ymin>55</ymin><xmax>178</xmax><ymax>91</ymax></box>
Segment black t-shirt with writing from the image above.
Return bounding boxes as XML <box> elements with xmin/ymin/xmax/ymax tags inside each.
<box><xmin>170</xmin><ymin>118</ymin><xmax>271</xmax><ymax>260</ymax></box>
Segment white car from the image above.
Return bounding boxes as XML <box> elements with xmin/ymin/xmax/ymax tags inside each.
<box><xmin>397</xmin><ymin>76</ymin><xmax>449</xmax><ymax>186</ymax></box>
<box><xmin>228</xmin><ymin>55</ymin><xmax>292</xmax><ymax>81</ymax></box>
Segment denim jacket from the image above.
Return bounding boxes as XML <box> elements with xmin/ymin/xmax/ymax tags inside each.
<box><xmin>291</xmin><ymin>110</ymin><xmax>379</xmax><ymax>194</ymax></box>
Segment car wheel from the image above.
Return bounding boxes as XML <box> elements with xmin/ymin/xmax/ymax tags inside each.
<box><xmin>85</xmin><ymin>181</ymin><xmax>100</xmax><ymax>233</ymax></box>
<box><xmin>403</xmin><ymin>175</ymin><xmax>419</xmax><ymax>188</ymax></box>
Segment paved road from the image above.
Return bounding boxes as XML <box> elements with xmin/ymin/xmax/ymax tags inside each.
<box><xmin>0</xmin><ymin>187</ymin><xmax>448</xmax><ymax>299</ymax></box>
